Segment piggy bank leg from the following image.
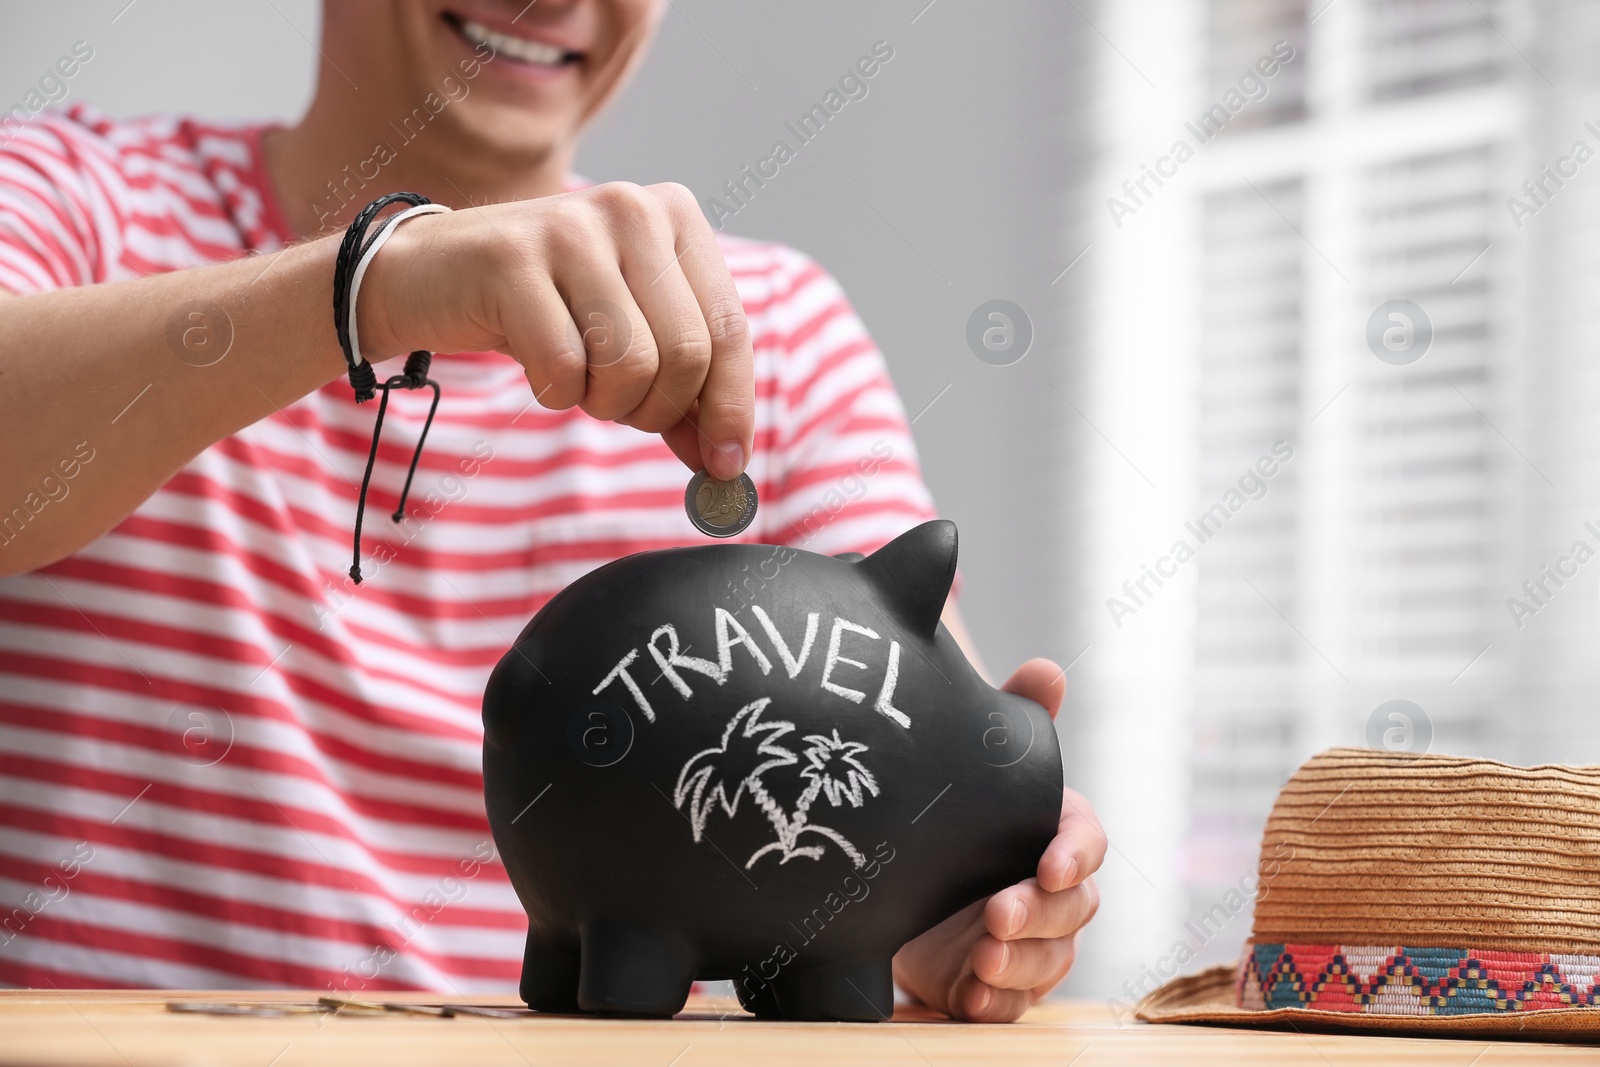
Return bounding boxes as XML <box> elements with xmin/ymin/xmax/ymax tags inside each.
<box><xmin>769</xmin><ymin>957</ymin><xmax>893</xmax><ymax>1022</ymax></box>
<box><xmin>576</xmin><ymin>920</ymin><xmax>696</xmax><ymax>1017</ymax></box>
<box><xmin>519</xmin><ymin>929</ymin><xmax>581</xmax><ymax>1013</ymax></box>
<box><xmin>734</xmin><ymin>974</ymin><xmax>781</xmax><ymax>1018</ymax></box>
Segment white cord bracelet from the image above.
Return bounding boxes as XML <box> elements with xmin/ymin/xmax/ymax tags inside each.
<box><xmin>344</xmin><ymin>202</ymin><xmax>451</xmax><ymax>368</ymax></box>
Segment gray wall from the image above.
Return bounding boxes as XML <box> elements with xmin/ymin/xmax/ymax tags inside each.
<box><xmin>1</xmin><ymin>1</ymin><xmax>320</xmax><ymax>120</ymax></box>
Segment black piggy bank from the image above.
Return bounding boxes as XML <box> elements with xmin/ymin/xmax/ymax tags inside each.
<box><xmin>482</xmin><ymin>519</ymin><xmax>1062</xmax><ymax>1021</ymax></box>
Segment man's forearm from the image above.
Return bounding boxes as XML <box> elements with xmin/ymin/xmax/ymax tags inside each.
<box><xmin>0</xmin><ymin>236</ymin><xmax>347</xmax><ymax>577</ymax></box>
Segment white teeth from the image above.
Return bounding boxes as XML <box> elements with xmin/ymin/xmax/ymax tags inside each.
<box><xmin>459</xmin><ymin>18</ymin><xmax>569</xmax><ymax>66</ymax></box>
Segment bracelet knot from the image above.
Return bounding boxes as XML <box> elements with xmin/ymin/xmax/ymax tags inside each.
<box><xmin>332</xmin><ymin>192</ymin><xmax>452</xmax><ymax>584</ymax></box>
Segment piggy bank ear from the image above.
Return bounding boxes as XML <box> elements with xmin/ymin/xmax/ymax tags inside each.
<box><xmin>856</xmin><ymin>519</ymin><xmax>957</xmax><ymax>637</ymax></box>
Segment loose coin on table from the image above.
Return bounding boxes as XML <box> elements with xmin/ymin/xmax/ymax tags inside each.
<box><xmin>166</xmin><ymin>1001</ymin><xmax>323</xmax><ymax>1017</ymax></box>
<box><xmin>685</xmin><ymin>470</ymin><xmax>757</xmax><ymax>537</ymax></box>
<box><xmin>164</xmin><ymin>998</ymin><xmax>523</xmax><ymax>1019</ymax></box>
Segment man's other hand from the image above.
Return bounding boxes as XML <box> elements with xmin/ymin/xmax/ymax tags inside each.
<box><xmin>891</xmin><ymin>658</ymin><xmax>1106</xmax><ymax>1022</ymax></box>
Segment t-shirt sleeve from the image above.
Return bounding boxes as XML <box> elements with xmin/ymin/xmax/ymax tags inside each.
<box><xmin>0</xmin><ymin>115</ymin><xmax>108</xmax><ymax>294</ymax></box>
<box><xmin>760</xmin><ymin>250</ymin><xmax>941</xmax><ymax>558</ymax></box>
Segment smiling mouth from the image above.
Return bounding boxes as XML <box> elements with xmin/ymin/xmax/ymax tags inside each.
<box><xmin>442</xmin><ymin>12</ymin><xmax>583</xmax><ymax>67</ymax></box>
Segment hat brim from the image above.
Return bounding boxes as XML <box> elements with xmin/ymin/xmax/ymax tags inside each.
<box><xmin>1137</xmin><ymin>965</ymin><xmax>1600</xmax><ymax>1042</ymax></box>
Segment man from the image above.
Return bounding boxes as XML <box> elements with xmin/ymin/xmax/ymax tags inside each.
<box><xmin>0</xmin><ymin>0</ymin><xmax>1103</xmax><ymax>1020</ymax></box>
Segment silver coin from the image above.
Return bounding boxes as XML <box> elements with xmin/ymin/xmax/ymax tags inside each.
<box><xmin>685</xmin><ymin>470</ymin><xmax>758</xmax><ymax>537</ymax></box>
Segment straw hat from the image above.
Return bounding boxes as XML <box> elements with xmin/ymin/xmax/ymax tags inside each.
<box><xmin>1137</xmin><ymin>747</ymin><xmax>1600</xmax><ymax>1039</ymax></box>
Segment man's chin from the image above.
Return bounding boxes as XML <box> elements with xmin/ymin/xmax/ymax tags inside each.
<box><xmin>444</xmin><ymin>107</ymin><xmax>574</xmax><ymax>179</ymax></box>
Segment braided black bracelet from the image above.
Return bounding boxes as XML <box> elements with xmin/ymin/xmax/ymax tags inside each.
<box><xmin>333</xmin><ymin>192</ymin><xmax>452</xmax><ymax>584</ymax></box>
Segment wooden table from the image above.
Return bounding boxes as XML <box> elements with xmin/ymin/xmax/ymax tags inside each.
<box><xmin>1</xmin><ymin>989</ymin><xmax>1592</xmax><ymax>1066</ymax></box>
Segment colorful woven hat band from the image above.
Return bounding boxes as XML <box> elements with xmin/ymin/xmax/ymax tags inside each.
<box><xmin>1239</xmin><ymin>942</ymin><xmax>1600</xmax><ymax>1016</ymax></box>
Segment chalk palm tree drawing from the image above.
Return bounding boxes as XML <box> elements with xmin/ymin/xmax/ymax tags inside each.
<box><xmin>673</xmin><ymin>699</ymin><xmax>880</xmax><ymax>870</ymax></box>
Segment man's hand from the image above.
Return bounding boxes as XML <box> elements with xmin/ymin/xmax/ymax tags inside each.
<box><xmin>891</xmin><ymin>657</ymin><xmax>1106</xmax><ymax>1022</ymax></box>
<box><xmin>361</xmin><ymin>181</ymin><xmax>755</xmax><ymax>480</ymax></box>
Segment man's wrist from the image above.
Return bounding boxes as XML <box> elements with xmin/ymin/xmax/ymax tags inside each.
<box><xmin>349</xmin><ymin>207</ymin><xmax>452</xmax><ymax>363</ymax></box>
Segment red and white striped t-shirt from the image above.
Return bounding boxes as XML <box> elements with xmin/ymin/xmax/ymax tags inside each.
<box><xmin>0</xmin><ymin>105</ymin><xmax>938</xmax><ymax>992</ymax></box>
